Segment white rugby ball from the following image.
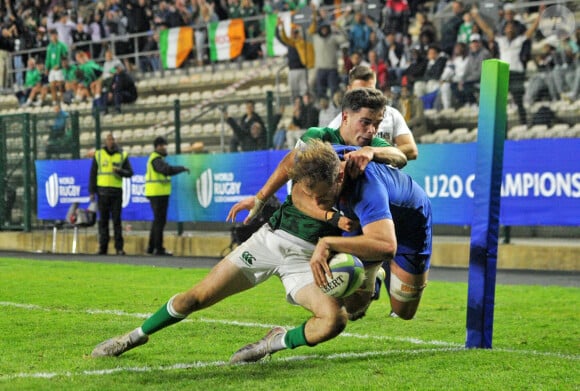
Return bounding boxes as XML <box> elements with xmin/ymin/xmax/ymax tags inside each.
<box><xmin>320</xmin><ymin>253</ymin><xmax>365</xmax><ymax>298</ymax></box>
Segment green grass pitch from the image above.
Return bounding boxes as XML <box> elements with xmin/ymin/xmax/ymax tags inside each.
<box><xmin>0</xmin><ymin>257</ymin><xmax>578</xmax><ymax>390</ymax></box>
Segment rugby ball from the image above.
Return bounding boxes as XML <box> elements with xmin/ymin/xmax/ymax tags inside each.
<box><xmin>320</xmin><ymin>253</ymin><xmax>365</xmax><ymax>298</ymax></box>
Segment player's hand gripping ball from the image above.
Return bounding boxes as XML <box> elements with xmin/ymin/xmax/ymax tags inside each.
<box><xmin>320</xmin><ymin>253</ymin><xmax>365</xmax><ymax>298</ymax></box>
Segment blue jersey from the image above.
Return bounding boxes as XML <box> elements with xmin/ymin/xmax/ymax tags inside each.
<box><xmin>334</xmin><ymin>145</ymin><xmax>432</xmax><ymax>258</ymax></box>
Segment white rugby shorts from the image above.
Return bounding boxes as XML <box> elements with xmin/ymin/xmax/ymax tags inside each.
<box><xmin>48</xmin><ymin>69</ymin><xmax>64</xmax><ymax>83</ymax></box>
<box><xmin>227</xmin><ymin>224</ymin><xmax>316</xmax><ymax>305</ymax></box>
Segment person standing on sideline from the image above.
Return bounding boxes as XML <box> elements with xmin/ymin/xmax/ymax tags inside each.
<box><xmin>145</xmin><ymin>137</ymin><xmax>190</xmax><ymax>256</ymax></box>
<box><xmin>89</xmin><ymin>133</ymin><xmax>133</xmax><ymax>255</ymax></box>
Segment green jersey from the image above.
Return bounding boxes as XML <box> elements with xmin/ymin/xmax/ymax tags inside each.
<box><xmin>300</xmin><ymin>127</ymin><xmax>390</xmax><ymax>147</ymax></box>
<box><xmin>24</xmin><ymin>68</ymin><xmax>42</xmax><ymax>88</ymax></box>
<box><xmin>62</xmin><ymin>64</ymin><xmax>78</xmax><ymax>82</ymax></box>
<box><xmin>79</xmin><ymin>61</ymin><xmax>103</xmax><ymax>84</ymax></box>
<box><xmin>45</xmin><ymin>41</ymin><xmax>68</xmax><ymax>70</ymax></box>
<box><xmin>268</xmin><ymin>196</ymin><xmax>342</xmax><ymax>244</ymax></box>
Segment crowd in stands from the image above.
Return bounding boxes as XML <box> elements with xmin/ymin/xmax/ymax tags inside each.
<box><xmin>0</xmin><ymin>0</ymin><xmax>578</xmax><ymax>142</ymax></box>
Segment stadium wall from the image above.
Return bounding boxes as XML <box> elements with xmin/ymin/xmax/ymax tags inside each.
<box><xmin>0</xmin><ymin>231</ymin><xmax>578</xmax><ymax>271</ymax></box>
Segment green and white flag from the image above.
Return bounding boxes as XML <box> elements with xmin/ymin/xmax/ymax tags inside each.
<box><xmin>265</xmin><ymin>12</ymin><xmax>292</xmax><ymax>57</ymax></box>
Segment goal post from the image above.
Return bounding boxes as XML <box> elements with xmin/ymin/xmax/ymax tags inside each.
<box><xmin>466</xmin><ymin>59</ymin><xmax>509</xmax><ymax>348</ymax></box>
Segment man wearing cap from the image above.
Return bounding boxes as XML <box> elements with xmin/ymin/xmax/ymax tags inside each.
<box><xmin>89</xmin><ymin>133</ymin><xmax>134</xmax><ymax>255</ymax></box>
<box><xmin>145</xmin><ymin>137</ymin><xmax>190</xmax><ymax>256</ymax></box>
<box><xmin>458</xmin><ymin>33</ymin><xmax>491</xmax><ymax>107</ymax></box>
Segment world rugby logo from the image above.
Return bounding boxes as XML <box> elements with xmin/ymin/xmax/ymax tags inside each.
<box><xmin>196</xmin><ymin>168</ymin><xmax>213</xmax><ymax>208</ymax></box>
<box><xmin>45</xmin><ymin>173</ymin><xmax>59</xmax><ymax>207</ymax></box>
<box><xmin>122</xmin><ymin>177</ymin><xmax>131</xmax><ymax>208</ymax></box>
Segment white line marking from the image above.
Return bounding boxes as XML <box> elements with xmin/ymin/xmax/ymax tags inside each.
<box><xmin>1</xmin><ymin>301</ymin><xmax>460</xmax><ymax>347</ymax></box>
<box><xmin>1</xmin><ymin>301</ymin><xmax>578</xmax><ymax>382</ymax></box>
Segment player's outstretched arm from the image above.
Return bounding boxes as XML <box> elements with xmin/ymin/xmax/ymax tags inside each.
<box><xmin>226</xmin><ymin>149</ymin><xmax>296</xmax><ymax>224</ymax></box>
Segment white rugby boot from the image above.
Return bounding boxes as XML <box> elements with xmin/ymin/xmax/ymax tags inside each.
<box><xmin>230</xmin><ymin>327</ymin><xmax>286</xmax><ymax>364</ymax></box>
<box><xmin>91</xmin><ymin>329</ymin><xmax>149</xmax><ymax>357</ymax></box>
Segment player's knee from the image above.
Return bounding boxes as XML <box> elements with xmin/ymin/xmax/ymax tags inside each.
<box><xmin>389</xmin><ymin>272</ymin><xmax>427</xmax><ymax>320</ymax></box>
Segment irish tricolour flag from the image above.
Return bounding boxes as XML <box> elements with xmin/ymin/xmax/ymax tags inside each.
<box><xmin>159</xmin><ymin>27</ymin><xmax>193</xmax><ymax>69</ymax></box>
<box><xmin>208</xmin><ymin>19</ymin><xmax>245</xmax><ymax>62</ymax></box>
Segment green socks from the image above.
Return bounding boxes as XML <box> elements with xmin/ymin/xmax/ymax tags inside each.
<box><xmin>284</xmin><ymin>322</ymin><xmax>314</xmax><ymax>349</ymax></box>
<box><xmin>141</xmin><ymin>295</ymin><xmax>187</xmax><ymax>335</ymax></box>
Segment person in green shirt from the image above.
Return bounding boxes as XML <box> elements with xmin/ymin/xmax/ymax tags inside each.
<box><xmin>45</xmin><ymin>29</ymin><xmax>68</xmax><ymax>105</ymax></box>
<box><xmin>20</xmin><ymin>59</ymin><xmax>49</xmax><ymax>107</ymax></box>
<box><xmin>74</xmin><ymin>50</ymin><xmax>104</xmax><ymax>103</ymax></box>
<box><xmin>60</xmin><ymin>57</ymin><xmax>78</xmax><ymax>104</ymax></box>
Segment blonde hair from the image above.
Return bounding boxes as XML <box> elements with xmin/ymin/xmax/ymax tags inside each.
<box><xmin>288</xmin><ymin>140</ymin><xmax>340</xmax><ymax>190</ymax></box>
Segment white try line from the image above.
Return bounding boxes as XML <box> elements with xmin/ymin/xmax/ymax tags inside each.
<box><xmin>0</xmin><ymin>301</ymin><xmax>462</xmax><ymax>347</ymax></box>
<box><xmin>1</xmin><ymin>300</ymin><xmax>578</xmax><ymax>382</ymax></box>
<box><xmin>5</xmin><ymin>348</ymin><xmax>465</xmax><ymax>380</ymax></box>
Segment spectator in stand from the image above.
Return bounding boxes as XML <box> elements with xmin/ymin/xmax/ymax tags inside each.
<box><xmin>87</xmin><ymin>11</ymin><xmax>106</xmax><ymax>59</ymax></box>
<box><xmin>140</xmin><ymin>29</ymin><xmax>161</xmax><ymax>72</ymax></box>
<box><xmin>368</xmin><ymin>26</ymin><xmax>386</xmax><ymax>62</ymax></box>
<box><xmin>226</xmin><ymin>0</ymin><xmax>241</xmax><ymax>19</ymax></box>
<box><xmin>318</xmin><ymin>96</ymin><xmax>340</xmax><ymax>127</ymax></box>
<box><xmin>60</xmin><ymin>57</ymin><xmax>78</xmax><ymax>105</ymax></box>
<box><xmin>192</xmin><ymin>0</ymin><xmax>219</xmax><ymax>66</ymax></box>
<box><xmin>416</xmin><ymin>30</ymin><xmax>436</xmax><ymax>57</ymax></box>
<box><xmin>497</xmin><ymin>4</ymin><xmax>526</xmax><ymax>37</ymax></box>
<box><xmin>473</xmin><ymin>5</ymin><xmax>544</xmax><ymax>124</ymax></box>
<box><xmin>276</xmin><ymin>17</ymin><xmax>314</xmax><ymax>100</ymax></box>
<box><xmin>101</xmin><ymin>48</ymin><xmax>123</xmax><ymax>93</ymax></box>
<box><xmin>524</xmin><ymin>43</ymin><xmax>558</xmax><ymax>106</ymax></box>
<box><xmin>75</xmin><ymin>50</ymin><xmax>103</xmax><ymax>104</ymax></box>
<box><xmin>413</xmin><ymin>44</ymin><xmax>447</xmax><ymax>99</ymax></box>
<box><xmin>18</xmin><ymin>57</ymin><xmax>43</xmax><ymax>106</ymax></box>
<box><xmin>71</xmin><ymin>22</ymin><xmax>92</xmax><ymax>57</ymax></box>
<box><xmin>228</xmin><ymin>100</ymin><xmax>266</xmax><ymax>152</ymax></box>
<box><xmin>126</xmin><ymin>0</ymin><xmax>153</xmax><ymax>58</ymax></box>
<box><xmin>224</xmin><ymin>108</ymin><xmax>268</xmax><ymax>151</ymax></box>
<box><xmin>33</xmin><ymin>27</ymin><xmax>50</xmax><ymax>63</ymax></box>
<box><xmin>239</xmin><ymin>0</ymin><xmax>262</xmax><ymax>59</ymax></box>
<box><xmin>402</xmin><ymin>48</ymin><xmax>427</xmax><ymax>87</ymax></box>
<box><xmin>457</xmin><ymin>10</ymin><xmax>474</xmax><ymax>44</ymax></box>
<box><xmin>563</xmin><ymin>28</ymin><xmax>580</xmax><ymax>101</ymax></box>
<box><xmin>308</xmin><ymin>6</ymin><xmax>347</xmax><ymax>99</ymax></box>
<box><xmin>165</xmin><ymin>0</ymin><xmax>192</xmax><ymax>27</ymax></box>
<box><xmin>439</xmin><ymin>0</ymin><xmax>465</xmax><ymax>56</ymax></box>
<box><xmin>368</xmin><ymin>49</ymin><xmax>389</xmax><ymax>91</ymax></box>
<box><xmin>383</xmin><ymin>0</ymin><xmax>411</xmax><ymax>35</ymax></box>
<box><xmin>551</xmin><ymin>36</ymin><xmax>579</xmax><ymax>101</ymax></box>
<box><xmin>106</xmin><ymin>64</ymin><xmax>138</xmax><ymax>114</ymax></box>
<box><xmin>395</xmin><ymin>84</ymin><xmax>427</xmax><ymax>141</ymax></box>
<box><xmin>458</xmin><ymin>33</ymin><xmax>490</xmax><ymax>108</ymax></box>
<box><xmin>348</xmin><ymin>11</ymin><xmax>371</xmax><ymax>56</ymax></box>
<box><xmin>286</xmin><ymin>95</ymin><xmax>305</xmax><ymax>149</ymax></box>
<box><xmin>45</xmin><ymin>29</ymin><xmax>68</xmax><ymax>105</ymax></box>
<box><xmin>408</xmin><ymin>11</ymin><xmax>437</xmax><ymax>43</ymax></box>
<box><xmin>46</xmin><ymin>8</ymin><xmax>75</xmax><ymax>47</ymax></box>
<box><xmin>104</xmin><ymin>6</ymin><xmax>132</xmax><ymax>69</ymax></box>
<box><xmin>298</xmin><ymin>91</ymin><xmax>319</xmax><ymax>129</ymax></box>
<box><xmin>383</xmin><ymin>32</ymin><xmax>407</xmax><ymax>86</ymax></box>
<box><xmin>439</xmin><ymin>42</ymin><xmax>468</xmax><ymax>109</ymax></box>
